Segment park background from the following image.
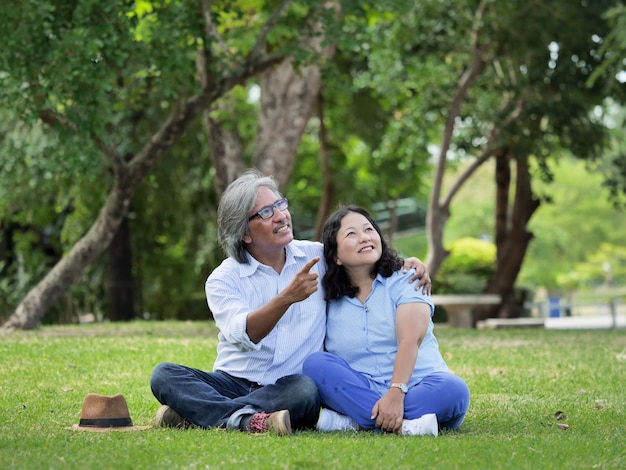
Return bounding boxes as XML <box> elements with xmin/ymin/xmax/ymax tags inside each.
<box><xmin>0</xmin><ymin>0</ymin><xmax>625</xmax><ymax>330</ymax></box>
<box><xmin>0</xmin><ymin>3</ymin><xmax>625</xmax><ymax>468</ymax></box>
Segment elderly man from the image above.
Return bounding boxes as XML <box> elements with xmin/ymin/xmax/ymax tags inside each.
<box><xmin>150</xmin><ymin>169</ymin><xmax>430</xmax><ymax>435</ymax></box>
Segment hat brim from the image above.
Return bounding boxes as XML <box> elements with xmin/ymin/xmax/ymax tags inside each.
<box><xmin>68</xmin><ymin>424</ymin><xmax>151</xmax><ymax>432</ymax></box>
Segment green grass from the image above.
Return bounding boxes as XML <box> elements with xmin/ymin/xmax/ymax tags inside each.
<box><xmin>1</xmin><ymin>321</ymin><xmax>625</xmax><ymax>469</ymax></box>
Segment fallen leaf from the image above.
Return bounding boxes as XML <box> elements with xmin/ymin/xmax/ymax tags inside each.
<box><xmin>557</xmin><ymin>423</ymin><xmax>569</xmax><ymax>430</ymax></box>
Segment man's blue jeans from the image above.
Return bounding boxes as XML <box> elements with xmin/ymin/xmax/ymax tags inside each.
<box><xmin>150</xmin><ymin>362</ymin><xmax>320</xmax><ymax>429</ymax></box>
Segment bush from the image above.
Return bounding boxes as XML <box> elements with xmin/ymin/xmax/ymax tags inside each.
<box><xmin>434</xmin><ymin>237</ymin><xmax>496</xmax><ymax>294</ymax></box>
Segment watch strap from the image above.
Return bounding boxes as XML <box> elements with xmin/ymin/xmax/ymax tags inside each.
<box><xmin>390</xmin><ymin>382</ymin><xmax>408</xmax><ymax>393</ymax></box>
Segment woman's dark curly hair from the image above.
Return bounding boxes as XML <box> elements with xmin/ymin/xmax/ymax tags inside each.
<box><xmin>322</xmin><ymin>205</ymin><xmax>403</xmax><ymax>301</ymax></box>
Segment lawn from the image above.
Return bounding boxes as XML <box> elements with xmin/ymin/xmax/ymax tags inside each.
<box><xmin>1</xmin><ymin>321</ymin><xmax>624</xmax><ymax>469</ymax></box>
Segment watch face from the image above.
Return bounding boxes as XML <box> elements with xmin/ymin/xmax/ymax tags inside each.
<box><xmin>392</xmin><ymin>383</ymin><xmax>408</xmax><ymax>393</ymax></box>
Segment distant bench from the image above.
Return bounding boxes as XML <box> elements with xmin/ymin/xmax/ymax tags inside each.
<box><xmin>431</xmin><ymin>294</ymin><xmax>502</xmax><ymax>328</ymax></box>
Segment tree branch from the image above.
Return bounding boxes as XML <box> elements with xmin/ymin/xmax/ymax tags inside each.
<box><xmin>197</xmin><ymin>0</ymin><xmax>291</xmax><ymax>89</ymax></box>
<box><xmin>248</xmin><ymin>0</ymin><xmax>293</xmax><ymax>61</ymax></box>
<box><xmin>197</xmin><ymin>0</ymin><xmax>230</xmax><ymax>90</ymax></box>
<box><xmin>431</xmin><ymin>0</ymin><xmax>488</xmax><ymax>213</ymax></box>
<box><xmin>201</xmin><ymin>0</ymin><xmax>229</xmax><ymax>57</ymax></box>
<box><xmin>442</xmin><ymin>99</ymin><xmax>524</xmax><ymax>208</ymax></box>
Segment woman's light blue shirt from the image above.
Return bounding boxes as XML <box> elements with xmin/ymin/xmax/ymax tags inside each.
<box><xmin>324</xmin><ymin>269</ymin><xmax>448</xmax><ymax>395</ymax></box>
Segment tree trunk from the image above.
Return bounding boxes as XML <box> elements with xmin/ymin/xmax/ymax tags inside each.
<box><xmin>312</xmin><ymin>89</ymin><xmax>335</xmax><ymax>241</ymax></box>
<box><xmin>2</xmin><ymin>173</ymin><xmax>134</xmax><ymax>330</ymax></box>
<box><xmin>253</xmin><ymin>3</ymin><xmax>339</xmax><ymax>192</ymax></box>
<box><xmin>425</xmin><ymin>1</ymin><xmax>488</xmax><ymax>276</ymax></box>
<box><xmin>253</xmin><ymin>59</ymin><xmax>323</xmax><ymax>191</ymax></box>
<box><xmin>426</xmin><ymin>191</ymin><xmax>452</xmax><ymax>277</ymax></box>
<box><xmin>474</xmin><ymin>152</ymin><xmax>540</xmax><ymax>324</ymax></box>
<box><xmin>205</xmin><ymin>106</ymin><xmax>246</xmax><ymax>196</ymax></box>
<box><xmin>107</xmin><ymin>215</ymin><xmax>135</xmax><ymax>322</ymax></box>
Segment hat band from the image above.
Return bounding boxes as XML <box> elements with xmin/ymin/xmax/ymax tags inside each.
<box><xmin>79</xmin><ymin>417</ymin><xmax>133</xmax><ymax>427</ymax></box>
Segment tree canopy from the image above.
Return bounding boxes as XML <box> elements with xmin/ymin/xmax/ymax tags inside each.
<box><xmin>1</xmin><ymin>0</ymin><xmax>624</xmax><ymax>328</ymax></box>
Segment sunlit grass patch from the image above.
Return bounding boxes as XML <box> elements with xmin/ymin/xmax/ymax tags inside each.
<box><xmin>1</xmin><ymin>321</ymin><xmax>625</xmax><ymax>469</ymax></box>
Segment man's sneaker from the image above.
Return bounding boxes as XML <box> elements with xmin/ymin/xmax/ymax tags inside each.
<box><xmin>316</xmin><ymin>408</ymin><xmax>359</xmax><ymax>432</ymax></box>
<box><xmin>246</xmin><ymin>410</ymin><xmax>291</xmax><ymax>436</ymax></box>
<box><xmin>401</xmin><ymin>413</ymin><xmax>438</xmax><ymax>436</ymax></box>
<box><xmin>154</xmin><ymin>405</ymin><xmax>191</xmax><ymax>429</ymax></box>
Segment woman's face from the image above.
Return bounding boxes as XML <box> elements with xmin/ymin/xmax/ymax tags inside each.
<box><xmin>334</xmin><ymin>211</ymin><xmax>382</xmax><ymax>269</ymax></box>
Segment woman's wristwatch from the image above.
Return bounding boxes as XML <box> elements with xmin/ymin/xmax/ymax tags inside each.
<box><xmin>390</xmin><ymin>382</ymin><xmax>408</xmax><ymax>394</ymax></box>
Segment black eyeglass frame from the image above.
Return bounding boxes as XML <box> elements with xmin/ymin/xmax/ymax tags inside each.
<box><xmin>248</xmin><ymin>198</ymin><xmax>289</xmax><ymax>221</ymax></box>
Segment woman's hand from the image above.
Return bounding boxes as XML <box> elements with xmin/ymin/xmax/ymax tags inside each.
<box><xmin>402</xmin><ymin>257</ymin><xmax>431</xmax><ymax>295</ymax></box>
<box><xmin>370</xmin><ymin>391</ymin><xmax>405</xmax><ymax>434</ymax></box>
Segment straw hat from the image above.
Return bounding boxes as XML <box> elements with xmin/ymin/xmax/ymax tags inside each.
<box><xmin>70</xmin><ymin>393</ymin><xmax>150</xmax><ymax>432</ymax></box>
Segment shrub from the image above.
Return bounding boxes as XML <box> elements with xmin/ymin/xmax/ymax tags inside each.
<box><xmin>434</xmin><ymin>237</ymin><xmax>496</xmax><ymax>294</ymax></box>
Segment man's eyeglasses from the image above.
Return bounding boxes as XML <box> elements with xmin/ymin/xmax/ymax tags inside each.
<box><xmin>248</xmin><ymin>198</ymin><xmax>289</xmax><ymax>221</ymax></box>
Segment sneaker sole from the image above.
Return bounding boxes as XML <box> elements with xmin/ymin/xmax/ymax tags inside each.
<box><xmin>401</xmin><ymin>413</ymin><xmax>438</xmax><ymax>436</ymax></box>
<box><xmin>154</xmin><ymin>405</ymin><xmax>170</xmax><ymax>427</ymax></box>
<box><xmin>267</xmin><ymin>410</ymin><xmax>292</xmax><ymax>436</ymax></box>
<box><xmin>154</xmin><ymin>405</ymin><xmax>187</xmax><ymax>428</ymax></box>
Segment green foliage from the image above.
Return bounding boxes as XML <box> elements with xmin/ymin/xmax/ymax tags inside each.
<box><xmin>0</xmin><ymin>109</ymin><xmax>94</xmax><ymax>321</ymax></box>
<box><xmin>336</xmin><ymin>4</ymin><xmax>438</xmax><ymax>200</ymax></box>
<box><xmin>0</xmin><ymin>1</ymin><xmax>209</xmax><ymax>320</ymax></box>
<box><xmin>286</xmin><ymin>2</ymin><xmax>437</xmax><ymax>227</ymax></box>
<box><xmin>0</xmin><ymin>260</ymin><xmax>48</xmax><ymax>323</ymax></box>
<box><xmin>126</xmin><ymin>118</ymin><xmax>221</xmax><ymax>321</ymax></box>
<box><xmin>393</xmin><ymin>230</ymin><xmax>428</xmax><ymax>260</ymax></box>
<box><xmin>435</xmin><ymin>237</ymin><xmax>496</xmax><ymax>294</ymax></box>
<box><xmin>1</xmin><ymin>0</ymin><xmax>625</xmax><ymax>325</ymax></box>
<box><xmin>1</xmin><ymin>322</ymin><xmax>624</xmax><ymax>469</ymax></box>
<box><xmin>588</xmin><ymin>3</ymin><xmax>626</xmax><ymax>92</ymax></box>
<box><xmin>559</xmin><ymin>243</ymin><xmax>626</xmax><ymax>291</ymax></box>
<box><xmin>440</xmin><ymin>155</ymin><xmax>626</xmax><ymax>295</ymax></box>
<box><xmin>0</xmin><ymin>1</ymin><xmax>335</xmax><ymax>322</ymax></box>
<box><xmin>521</xmin><ymin>157</ymin><xmax>626</xmax><ymax>292</ymax></box>
<box><xmin>350</xmin><ymin>0</ymin><xmax>622</xmax><ymax>185</ymax></box>
<box><xmin>287</xmin><ymin>47</ymin><xmax>431</xmax><ymax>237</ymax></box>
<box><xmin>592</xmin><ymin>103</ymin><xmax>626</xmax><ymax>208</ymax></box>
<box><xmin>442</xmin><ymin>161</ymin><xmax>495</xmax><ymax>244</ymax></box>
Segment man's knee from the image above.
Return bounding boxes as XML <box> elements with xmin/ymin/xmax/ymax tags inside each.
<box><xmin>150</xmin><ymin>362</ymin><xmax>176</xmax><ymax>391</ymax></box>
<box><xmin>302</xmin><ymin>375</ymin><xmax>320</xmax><ymax>399</ymax></box>
<box><xmin>282</xmin><ymin>374</ymin><xmax>320</xmax><ymax>414</ymax></box>
<box><xmin>291</xmin><ymin>375</ymin><xmax>321</xmax><ymax>428</ymax></box>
